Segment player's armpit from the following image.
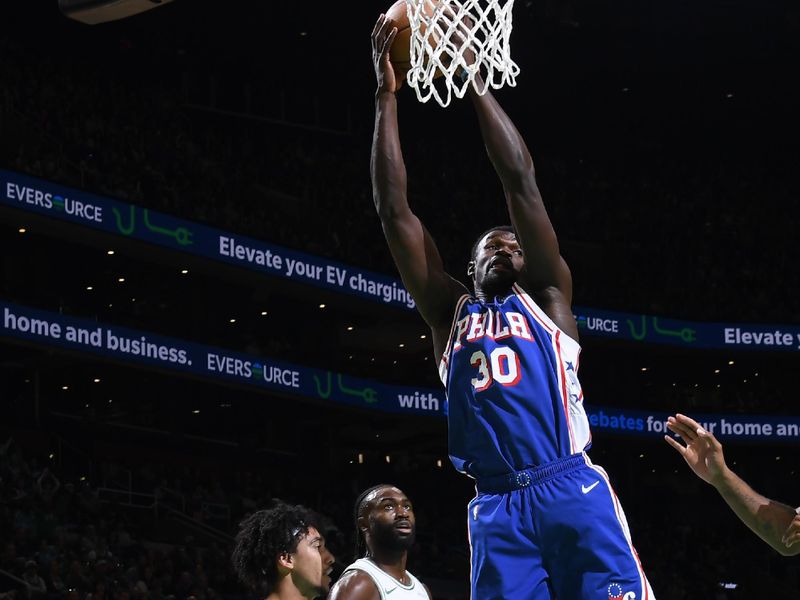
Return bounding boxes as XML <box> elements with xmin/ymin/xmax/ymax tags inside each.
<box><xmin>516</xmin><ymin>259</ymin><xmax>576</xmax><ymax>340</ymax></box>
<box><xmin>328</xmin><ymin>570</ymin><xmax>382</xmax><ymax>600</ymax></box>
<box><xmin>381</xmin><ymin>212</ymin><xmax>468</xmax><ymax>330</ymax></box>
<box><xmin>529</xmin><ymin>283</ymin><xmax>579</xmax><ymax>341</ymax></box>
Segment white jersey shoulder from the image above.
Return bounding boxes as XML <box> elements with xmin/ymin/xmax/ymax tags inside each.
<box><xmin>343</xmin><ymin>558</ymin><xmax>429</xmax><ymax>600</ymax></box>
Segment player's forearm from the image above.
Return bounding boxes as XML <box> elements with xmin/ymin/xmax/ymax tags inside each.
<box><xmin>714</xmin><ymin>468</ymin><xmax>798</xmax><ymax>555</ymax></box>
<box><xmin>469</xmin><ymin>84</ymin><xmax>534</xmax><ymax>186</ymax></box>
<box><xmin>371</xmin><ymin>91</ymin><xmax>409</xmax><ymax>221</ymax></box>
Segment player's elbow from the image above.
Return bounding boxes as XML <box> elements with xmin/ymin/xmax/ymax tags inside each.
<box><xmin>490</xmin><ymin>148</ymin><xmax>534</xmax><ymax>180</ymax></box>
<box><xmin>374</xmin><ymin>200</ymin><xmax>400</xmax><ymax>223</ymax></box>
<box><xmin>373</xmin><ymin>194</ymin><xmax>410</xmax><ymax>223</ymax></box>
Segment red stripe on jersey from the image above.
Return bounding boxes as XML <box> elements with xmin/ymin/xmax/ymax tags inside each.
<box><xmin>588</xmin><ymin>462</ymin><xmax>650</xmax><ymax>600</ymax></box>
<box><xmin>512</xmin><ymin>284</ymin><xmax>555</xmax><ymax>334</ymax></box>
<box><xmin>439</xmin><ymin>295</ymin><xmax>470</xmax><ymax>384</ymax></box>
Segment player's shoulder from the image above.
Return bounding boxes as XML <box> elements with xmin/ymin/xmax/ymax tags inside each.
<box><xmin>513</xmin><ymin>279</ymin><xmax>579</xmax><ymax>341</ymax></box>
<box><xmin>432</xmin><ymin>277</ymin><xmax>471</xmax><ymax>320</ymax></box>
<box><xmin>328</xmin><ymin>568</ymin><xmax>381</xmax><ymax>600</ymax></box>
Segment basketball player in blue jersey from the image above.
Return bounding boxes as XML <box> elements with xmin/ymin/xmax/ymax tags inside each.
<box><xmin>370</xmin><ymin>13</ymin><xmax>655</xmax><ymax>600</ymax></box>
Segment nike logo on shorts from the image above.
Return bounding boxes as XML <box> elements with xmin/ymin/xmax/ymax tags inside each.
<box><xmin>581</xmin><ymin>481</ymin><xmax>600</xmax><ymax>494</ymax></box>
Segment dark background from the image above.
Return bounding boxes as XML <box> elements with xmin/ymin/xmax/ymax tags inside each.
<box><xmin>1</xmin><ymin>1</ymin><xmax>799</xmax><ymax>598</ymax></box>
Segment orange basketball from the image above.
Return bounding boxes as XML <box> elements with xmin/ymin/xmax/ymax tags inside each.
<box><xmin>385</xmin><ymin>0</ymin><xmax>414</xmax><ymax>84</ymax></box>
<box><xmin>385</xmin><ymin>0</ymin><xmax>442</xmax><ymax>85</ymax></box>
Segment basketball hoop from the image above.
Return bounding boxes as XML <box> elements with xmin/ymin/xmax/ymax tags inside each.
<box><xmin>405</xmin><ymin>0</ymin><xmax>520</xmax><ymax>107</ymax></box>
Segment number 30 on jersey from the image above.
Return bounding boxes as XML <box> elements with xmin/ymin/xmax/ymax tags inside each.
<box><xmin>469</xmin><ymin>347</ymin><xmax>521</xmax><ymax>391</ymax></box>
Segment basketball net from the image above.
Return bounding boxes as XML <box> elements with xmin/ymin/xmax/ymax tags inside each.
<box><xmin>405</xmin><ymin>0</ymin><xmax>520</xmax><ymax>107</ymax></box>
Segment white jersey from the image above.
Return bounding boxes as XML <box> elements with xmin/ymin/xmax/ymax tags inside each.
<box><xmin>342</xmin><ymin>558</ymin><xmax>429</xmax><ymax>600</ymax></box>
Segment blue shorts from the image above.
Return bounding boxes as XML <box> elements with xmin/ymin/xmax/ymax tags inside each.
<box><xmin>468</xmin><ymin>453</ymin><xmax>655</xmax><ymax>600</ymax></box>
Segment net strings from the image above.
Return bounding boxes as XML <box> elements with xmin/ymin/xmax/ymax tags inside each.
<box><xmin>406</xmin><ymin>0</ymin><xmax>520</xmax><ymax>107</ymax></box>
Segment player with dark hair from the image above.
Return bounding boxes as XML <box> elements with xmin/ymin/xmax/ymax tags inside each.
<box><xmin>232</xmin><ymin>502</ymin><xmax>336</xmax><ymax>600</ymax></box>
<box><xmin>328</xmin><ymin>484</ymin><xmax>430</xmax><ymax>600</ymax></box>
<box><xmin>369</xmin><ymin>12</ymin><xmax>655</xmax><ymax>600</ymax></box>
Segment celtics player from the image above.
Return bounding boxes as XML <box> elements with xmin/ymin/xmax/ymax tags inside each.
<box><xmin>368</xmin><ymin>12</ymin><xmax>655</xmax><ymax>600</ymax></box>
<box><xmin>328</xmin><ymin>485</ymin><xmax>430</xmax><ymax>600</ymax></box>
<box><xmin>231</xmin><ymin>502</ymin><xmax>336</xmax><ymax>600</ymax></box>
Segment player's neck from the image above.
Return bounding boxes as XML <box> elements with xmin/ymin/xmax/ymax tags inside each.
<box><xmin>475</xmin><ymin>284</ymin><xmax>513</xmax><ymax>302</ymax></box>
<box><xmin>368</xmin><ymin>550</ymin><xmax>409</xmax><ymax>583</ymax></box>
<box><xmin>269</xmin><ymin>579</ymin><xmax>312</xmax><ymax>600</ymax></box>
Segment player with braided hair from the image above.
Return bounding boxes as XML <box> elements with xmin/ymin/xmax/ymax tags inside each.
<box><xmin>231</xmin><ymin>502</ymin><xmax>336</xmax><ymax>600</ymax></box>
<box><xmin>329</xmin><ymin>484</ymin><xmax>430</xmax><ymax>600</ymax></box>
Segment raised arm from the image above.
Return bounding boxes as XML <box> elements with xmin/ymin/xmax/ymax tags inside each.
<box><xmin>666</xmin><ymin>413</ymin><xmax>800</xmax><ymax>556</ymax></box>
<box><xmin>468</xmin><ymin>83</ymin><xmax>575</xmax><ymax>334</ymax></box>
<box><xmin>370</xmin><ymin>16</ymin><xmax>466</xmax><ymax>339</ymax></box>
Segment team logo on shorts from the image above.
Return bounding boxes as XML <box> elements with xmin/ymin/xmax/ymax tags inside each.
<box><xmin>607</xmin><ymin>583</ymin><xmax>636</xmax><ymax>600</ymax></box>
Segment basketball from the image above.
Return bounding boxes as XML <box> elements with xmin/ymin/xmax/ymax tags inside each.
<box><xmin>385</xmin><ymin>0</ymin><xmax>443</xmax><ymax>85</ymax></box>
<box><xmin>385</xmin><ymin>0</ymin><xmax>414</xmax><ymax>84</ymax></box>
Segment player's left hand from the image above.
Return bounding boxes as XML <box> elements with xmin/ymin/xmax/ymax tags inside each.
<box><xmin>782</xmin><ymin>513</ymin><xmax>800</xmax><ymax>550</ymax></box>
<box><xmin>372</xmin><ymin>14</ymin><xmax>400</xmax><ymax>94</ymax></box>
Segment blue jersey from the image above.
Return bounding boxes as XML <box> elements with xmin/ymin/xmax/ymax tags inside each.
<box><xmin>439</xmin><ymin>283</ymin><xmax>591</xmax><ymax>478</ymax></box>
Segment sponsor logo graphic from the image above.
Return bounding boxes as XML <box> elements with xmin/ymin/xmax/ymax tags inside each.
<box><xmin>581</xmin><ymin>481</ymin><xmax>600</xmax><ymax>494</ymax></box>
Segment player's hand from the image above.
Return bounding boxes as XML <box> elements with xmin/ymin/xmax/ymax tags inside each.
<box><xmin>664</xmin><ymin>413</ymin><xmax>729</xmax><ymax>487</ymax></box>
<box><xmin>372</xmin><ymin>14</ymin><xmax>400</xmax><ymax>94</ymax></box>
<box><xmin>782</xmin><ymin>514</ymin><xmax>800</xmax><ymax>550</ymax></box>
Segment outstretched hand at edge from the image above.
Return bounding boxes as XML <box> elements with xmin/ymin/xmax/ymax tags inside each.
<box><xmin>664</xmin><ymin>413</ymin><xmax>729</xmax><ymax>487</ymax></box>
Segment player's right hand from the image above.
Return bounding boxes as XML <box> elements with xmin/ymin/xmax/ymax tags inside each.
<box><xmin>372</xmin><ymin>14</ymin><xmax>400</xmax><ymax>94</ymax></box>
<box><xmin>664</xmin><ymin>413</ymin><xmax>729</xmax><ymax>487</ymax></box>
